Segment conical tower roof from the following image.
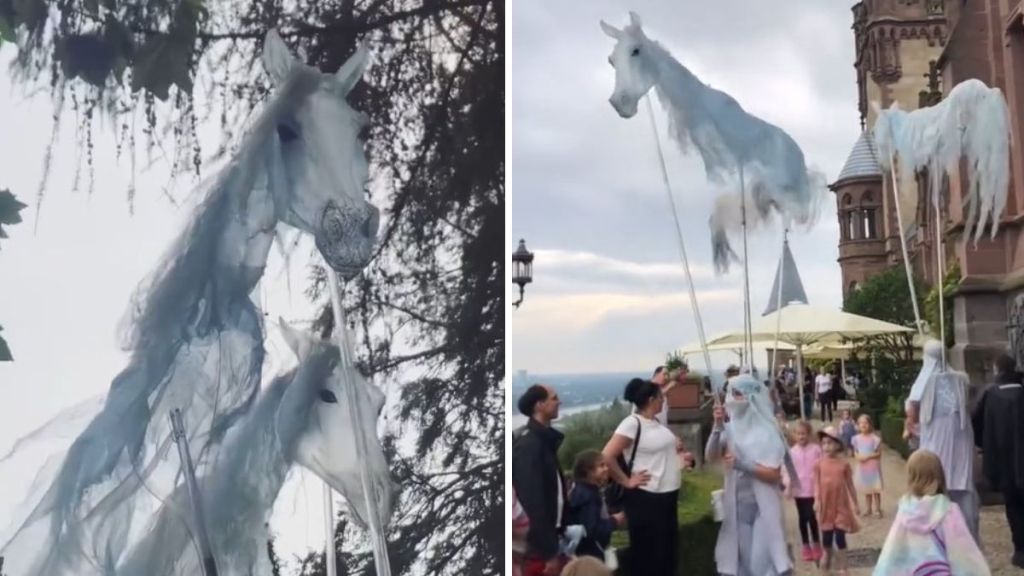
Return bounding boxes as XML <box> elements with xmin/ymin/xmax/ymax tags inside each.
<box><xmin>835</xmin><ymin>131</ymin><xmax>882</xmax><ymax>183</ymax></box>
<box><xmin>763</xmin><ymin>238</ymin><xmax>808</xmax><ymax>316</ymax></box>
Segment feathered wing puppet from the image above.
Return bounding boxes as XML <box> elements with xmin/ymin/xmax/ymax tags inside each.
<box><xmin>601</xmin><ymin>12</ymin><xmax>825</xmax><ymax>273</ymax></box>
<box><xmin>872</xmin><ymin>79</ymin><xmax>1011</xmax><ymax>244</ymax></box>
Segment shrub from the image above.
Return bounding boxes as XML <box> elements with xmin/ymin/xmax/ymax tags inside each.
<box><xmin>557</xmin><ymin>402</ymin><xmax>630</xmax><ymax>471</ymax></box>
<box><xmin>880</xmin><ymin>413</ymin><xmax>911</xmax><ymax>459</ymax></box>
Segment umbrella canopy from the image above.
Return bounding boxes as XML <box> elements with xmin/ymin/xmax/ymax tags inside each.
<box><xmin>678</xmin><ymin>335</ymin><xmax>796</xmax><ymax>356</ymax></box>
<box><xmin>706</xmin><ymin>303</ymin><xmax>913</xmax><ymax>347</ymax></box>
<box><xmin>802</xmin><ymin>333</ymin><xmax>927</xmax><ymax>360</ymax></box>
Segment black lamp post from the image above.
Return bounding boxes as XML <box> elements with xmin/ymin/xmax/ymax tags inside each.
<box><xmin>511</xmin><ymin>239</ymin><xmax>534</xmax><ymax>309</ymax></box>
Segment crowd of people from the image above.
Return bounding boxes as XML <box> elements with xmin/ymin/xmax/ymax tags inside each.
<box><xmin>510</xmin><ymin>351</ymin><xmax>1024</xmax><ymax>575</ymax></box>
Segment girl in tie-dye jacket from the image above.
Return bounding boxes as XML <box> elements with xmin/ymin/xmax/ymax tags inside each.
<box><xmin>873</xmin><ymin>450</ymin><xmax>989</xmax><ymax>576</ymax></box>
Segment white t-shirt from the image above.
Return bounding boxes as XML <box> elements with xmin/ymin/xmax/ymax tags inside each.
<box><xmin>614</xmin><ymin>415</ymin><xmax>681</xmax><ymax>494</ymax></box>
<box><xmin>815</xmin><ymin>374</ymin><xmax>832</xmax><ymax>394</ymax></box>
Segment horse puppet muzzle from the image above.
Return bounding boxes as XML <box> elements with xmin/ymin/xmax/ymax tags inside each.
<box><xmin>315</xmin><ymin>198</ymin><xmax>380</xmax><ymax>280</ymax></box>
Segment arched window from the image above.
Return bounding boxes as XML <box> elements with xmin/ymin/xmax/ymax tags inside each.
<box><xmin>842</xmin><ymin>194</ymin><xmax>857</xmax><ymax>240</ymax></box>
<box><xmin>861</xmin><ymin>191</ymin><xmax>878</xmax><ymax>240</ymax></box>
<box><xmin>849</xmin><ymin>281</ymin><xmax>860</xmax><ymax>293</ymax></box>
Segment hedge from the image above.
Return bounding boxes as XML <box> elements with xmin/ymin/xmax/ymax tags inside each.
<box><xmin>613</xmin><ymin>469</ymin><xmax>721</xmax><ymax>576</ymax></box>
<box><xmin>879</xmin><ymin>413</ymin><xmax>911</xmax><ymax>460</ymax></box>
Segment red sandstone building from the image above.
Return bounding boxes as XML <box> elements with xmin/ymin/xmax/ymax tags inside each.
<box><xmin>833</xmin><ymin>0</ymin><xmax>1024</xmax><ymax>382</ymax></box>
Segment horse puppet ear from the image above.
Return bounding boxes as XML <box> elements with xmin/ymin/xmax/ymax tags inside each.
<box><xmin>599</xmin><ymin>20</ymin><xmax>621</xmax><ymax>39</ymax></box>
<box><xmin>279</xmin><ymin>317</ymin><xmax>318</xmax><ymax>361</ymax></box>
<box><xmin>628</xmin><ymin>11</ymin><xmax>643</xmax><ymax>28</ymax></box>
<box><xmin>263</xmin><ymin>29</ymin><xmax>297</xmax><ymax>84</ymax></box>
<box><xmin>333</xmin><ymin>43</ymin><xmax>371</xmax><ymax>96</ymax></box>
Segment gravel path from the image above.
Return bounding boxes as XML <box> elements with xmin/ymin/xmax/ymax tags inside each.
<box><xmin>783</xmin><ymin>414</ymin><xmax>1022</xmax><ymax>575</ymax></box>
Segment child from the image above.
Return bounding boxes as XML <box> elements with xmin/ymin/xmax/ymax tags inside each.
<box><xmin>838</xmin><ymin>409</ymin><xmax>856</xmax><ymax>454</ymax></box>
<box><xmin>787</xmin><ymin>420</ymin><xmax>823</xmax><ymax>562</ymax></box>
<box><xmin>851</xmin><ymin>414</ymin><xmax>884</xmax><ymax>517</ymax></box>
<box><xmin>873</xmin><ymin>450</ymin><xmax>989</xmax><ymax>575</ymax></box>
<box><xmin>565</xmin><ymin>450</ymin><xmax>625</xmax><ymax>563</ymax></box>
<box><xmin>815</xmin><ymin>425</ymin><xmax>860</xmax><ymax>576</ymax></box>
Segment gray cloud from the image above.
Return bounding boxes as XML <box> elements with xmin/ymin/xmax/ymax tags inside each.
<box><xmin>509</xmin><ymin>0</ymin><xmax>857</xmax><ymax>372</ymax></box>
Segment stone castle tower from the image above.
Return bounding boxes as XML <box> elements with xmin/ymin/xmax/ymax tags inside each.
<box><xmin>831</xmin><ymin>0</ymin><xmax>950</xmax><ymax>299</ymax></box>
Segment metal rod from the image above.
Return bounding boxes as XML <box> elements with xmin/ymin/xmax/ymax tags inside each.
<box><xmin>169</xmin><ymin>409</ymin><xmax>219</xmax><ymax>576</ymax></box>
<box><xmin>887</xmin><ymin>148</ymin><xmax>925</xmax><ymax>336</ymax></box>
<box><xmin>797</xmin><ymin>344</ymin><xmax>806</xmax><ymax>421</ymax></box>
<box><xmin>770</xmin><ymin>230</ymin><xmax>789</xmax><ymax>375</ymax></box>
<box><xmin>934</xmin><ymin>174</ymin><xmax>948</xmax><ymax>370</ymax></box>
<box><xmin>738</xmin><ymin>165</ymin><xmax>754</xmax><ymax>373</ymax></box>
<box><xmin>643</xmin><ymin>96</ymin><xmax>715</xmax><ymax>396</ymax></box>
<box><xmin>325</xmin><ymin>268</ymin><xmax>392</xmax><ymax>575</ymax></box>
<box><xmin>324</xmin><ymin>482</ymin><xmax>337</xmax><ymax>576</ymax></box>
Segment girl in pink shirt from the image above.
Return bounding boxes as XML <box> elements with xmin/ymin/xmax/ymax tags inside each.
<box><xmin>786</xmin><ymin>420</ymin><xmax>824</xmax><ymax>562</ymax></box>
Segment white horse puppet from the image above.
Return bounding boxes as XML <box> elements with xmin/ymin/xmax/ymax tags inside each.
<box><xmin>115</xmin><ymin>322</ymin><xmax>392</xmax><ymax>576</ymax></box>
<box><xmin>600</xmin><ymin>12</ymin><xmax>822</xmax><ymax>273</ymax></box>
<box><xmin>872</xmin><ymin>79</ymin><xmax>1011</xmax><ymax>244</ymax></box>
<box><xmin>1</xmin><ymin>30</ymin><xmax>388</xmax><ymax>575</ymax></box>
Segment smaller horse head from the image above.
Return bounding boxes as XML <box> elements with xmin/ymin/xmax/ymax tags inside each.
<box><xmin>276</xmin><ymin>322</ymin><xmax>394</xmax><ymax>530</ymax></box>
<box><xmin>261</xmin><ymin>30</ymin><xmax>378</xmax><ymax>280</ymax></box>
<box><xmin>601</xmin><ymin>12</ymin><xmax>658</xmax><ymax>118</ymax></box>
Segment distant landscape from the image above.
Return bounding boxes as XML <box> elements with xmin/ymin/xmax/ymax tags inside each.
<box><xmin>510</xmin><ymin>371</ymin><xmax>646</xmax><ymax>409</ymax></box>
<box><xmin>509</xmin><ymin>368</ymin><xmax>734</xmax><ymax>429</ymax></box>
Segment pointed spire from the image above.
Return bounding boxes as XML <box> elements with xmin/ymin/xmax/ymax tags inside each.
<box><xmin>763</xmin><ymin>235</ymin><xmax>808</xmax><ymax>315</ymax></box>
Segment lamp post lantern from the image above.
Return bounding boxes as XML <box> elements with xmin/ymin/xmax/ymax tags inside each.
<box><xmin>511</xmin><ymin>239</ymin><xmax>534</xmax><ymax>309</ymax></box>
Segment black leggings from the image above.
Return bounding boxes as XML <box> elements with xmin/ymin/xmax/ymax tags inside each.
<box><xmin>794</xmin><ymin>498</ymin><xmax>820</xmax><ymax>545</ymax></box>
<box><xmin>820</xmin><ymin>389</ymin><xmax>834</xmax><ymax>421</ymax></box>
<box><xmin>623</xmin><ymin>489</ymin><xmax>678</xmax><ymax>576</ymax></box>
<box><xmin>822</xmin><ymin>529</ymin><xmax>847</xmax><ymax>550</ymax></box>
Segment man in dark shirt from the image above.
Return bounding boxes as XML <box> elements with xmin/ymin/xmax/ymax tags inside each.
<box><xmin>973</xmin><ymin>354</ymin><xmax>1024</xmax><ymax>567</ymax></box>
<box><xmin>512</xmin><ymin>384</ymin><xmax>566</xmax><ymax>576</ymax></box>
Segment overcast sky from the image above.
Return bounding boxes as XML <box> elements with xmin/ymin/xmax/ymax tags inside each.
<box><xmin>507</xmin><ymin>0</ymin><xmax>861</xmax><ymax>375</ymax></box>
<box><xmin>0</xmin><ymin>46</ymin><xmax>367</xmax><ymax>568</ymax></box>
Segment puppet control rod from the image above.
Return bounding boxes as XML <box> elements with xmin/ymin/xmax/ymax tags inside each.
<box><xmin>643</xmin><ymin>95</ymin><xmax>718</xmax><ymax>402</ymax></box>
<box><xmin>325</xmin><ymin>266</ymin><xmax>393</xmax><ymax>576</ymax></box>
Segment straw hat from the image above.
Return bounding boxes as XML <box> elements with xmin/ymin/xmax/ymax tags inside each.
<box><xmin>817</xmin><ymin>425</ymin><xmax>842</xmax><ymax>444</ymax></box>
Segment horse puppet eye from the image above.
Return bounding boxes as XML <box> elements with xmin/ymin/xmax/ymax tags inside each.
<box><xmin>277</xmin><ymin>123</ymin><xmax>299</xmax><ymax>143</ymax></box>
<box><xmin>631</xmin><ymin>47</ymin><xmax>640</xmax><ymax>57</ymax></box>
<box><xmin>318</xmin><ymin>389</ymin><xmax>338</xmax><ymax>403</ymax></box>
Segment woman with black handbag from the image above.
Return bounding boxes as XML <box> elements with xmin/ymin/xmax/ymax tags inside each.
<box><xmin>602</xmin><ymin>378</ymin><xmax>680</xmax><ymax>576</ymax></box>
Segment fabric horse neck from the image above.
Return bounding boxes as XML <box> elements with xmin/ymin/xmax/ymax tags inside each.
<box><xmin>1</xmin><ymin>30</ymin><xmax>382</xmax><ymax>576</ymax></box>
<box><xmin>600</xmin><ymin>11</ymin><xmax>823</xmax><ymax>273</ymax></box>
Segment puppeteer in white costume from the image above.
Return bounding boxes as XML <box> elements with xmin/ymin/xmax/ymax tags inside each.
<box><xmin>906</xmin><ymin>339</ymin><xmax>980</xmax><ymax>544</ymax></box>
<box><xmin>706</xmin><ymin>375</ymin><xmax>795</xmax><ymax>576</ymax></box>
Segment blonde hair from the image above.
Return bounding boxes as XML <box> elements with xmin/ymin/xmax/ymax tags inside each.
<box><xmin>857</xmin><ymin>413</ymin><xmax>874</xmax><ymax>432</ymax></box>
<box><xmin>561</xmin><ymin>556</ymin><xmax>612</xmax><ymax>576</ymax></box>
<box><xmin>907</xmin><ymin>450</ymin><xmax>947</xmax><ymax>497</ymax></box>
